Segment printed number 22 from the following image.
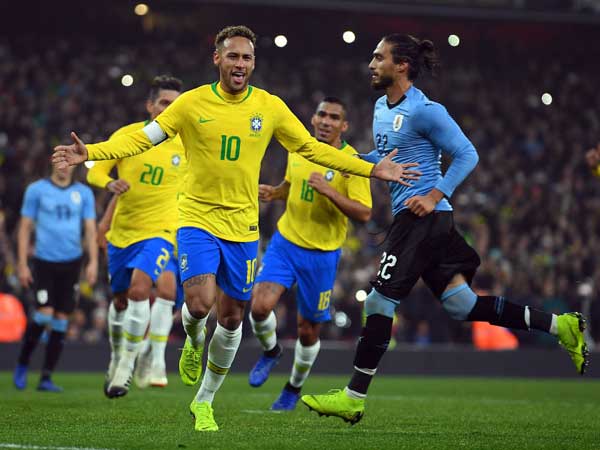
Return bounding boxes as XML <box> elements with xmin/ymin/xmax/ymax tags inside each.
<box><xmin>377</xmin><ymin>252</ymin><xmax>397</xmax><ymax>280</ymax></box>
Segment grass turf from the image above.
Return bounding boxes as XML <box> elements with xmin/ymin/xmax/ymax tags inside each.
<box><xmin>1</xmin><ymin>372</ymin><xmax>599</xmax><ymax>450</ymax></box>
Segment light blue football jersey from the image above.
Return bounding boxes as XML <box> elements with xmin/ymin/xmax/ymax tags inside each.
<box><xmin>21</xmin><ymin>179</ymin><xmax>96</xmax><ymax>262</ymax></box>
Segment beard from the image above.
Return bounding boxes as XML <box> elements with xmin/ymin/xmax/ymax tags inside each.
<box><xmin>371</xmin><ymin>74</ymin><xmax>394</xmax><ymax>90</ymax></box>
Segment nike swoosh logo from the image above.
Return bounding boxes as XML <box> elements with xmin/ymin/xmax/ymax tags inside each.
<box><xmin>198</xmin><ymin>118</ymin><xmax>215</xmax><ymax>124</ymax></box>
<box><xmin>242</xmin><ymin>287</ymin><xmax>252</xmax><ymax>293</ymax></box>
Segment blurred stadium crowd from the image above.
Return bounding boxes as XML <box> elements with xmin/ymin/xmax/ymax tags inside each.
<box><xmin>1</xmin><ymin>10</ymin><xmax>600</xmax><ymax>348</ymax></box>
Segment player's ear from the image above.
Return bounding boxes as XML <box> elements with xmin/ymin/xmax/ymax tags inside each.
<box><xmin>145</xmin><ymin>99</ymin><xmax>153</xmax><ymax>115</ymax></box>
<box><xmin>213</xmin><ymin>51</ymin><xmax>220</xmax><ymax>67</ymax></box>
<box><xmin>396</xmin><ymin>61</ymin><xmax>409</xmax><ymax>75</ymax></box>
<box><xmin>310</xmin><ymin>114</ymin><xmax>318</xmax><ymax>127</ymax></box>
<box><xmin>341</xmin><ymin>121</ymin><xmax>349</xmax><ymax>133</ymax></box>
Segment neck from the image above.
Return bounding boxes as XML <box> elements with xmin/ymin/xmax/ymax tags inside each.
<box><xmin>386</xmin><ymin>79</ymin><xmax>412</xmax><ymax>104</ymax></box>
<box><xmin>330</xmin><ymin>137</ymin><xmax>343</xmax><ymax>149</ymax></box>
<box><xmin>51</xmin><ymin>174</ymin><xmax>71</xmax><ymax>187</ymax></box>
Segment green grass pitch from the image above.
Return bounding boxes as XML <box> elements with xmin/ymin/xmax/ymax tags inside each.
<box><xmin>1</xmin><ymin>372</ymin><xmax>599</xmax><ymax>450</ymax></box>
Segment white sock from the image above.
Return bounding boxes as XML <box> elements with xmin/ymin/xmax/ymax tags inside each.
<box><xmin>549</xmin><ymin>314</ymin><xmax>558</xmax><ymax>335</ymax></box>
<box><xmin>182</xmin><ymin>303</ymin><xmax>208</xmax><ymax>349</ymax></box>
<box><xmin>123</xmin><ymin>299</ymin><xmax>150</xmax><ymax>356</ymax></box>
<box><xmin>195</xmin><ymin>322</ymin><xmax>242</xmax><ymax>404</ymax></box>
<box><xmin>289</xmin><ymin>339</ymin><xmax>320</xmax><ymax>388</ymax></box>
<box><xmin>108</xmin><ymin>302</ymin><xmax>125</xmax><ymax>361</ymax></box>
<box><xmin>345</xmin><ymin>386</ymin><xmax>366</xmax><ymax>400</ymax></box>
<box><xmin>149</xmin><ymin>297</ymin><xmax>174</xmax><ymax>368</ymax></box>
<box><xmin>249</xmin><ymin>311</ymin><xmax>277</xmax><ymax>351</ymax></box>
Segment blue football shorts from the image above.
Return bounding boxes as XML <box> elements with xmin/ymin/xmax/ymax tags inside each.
<box><xmin>107</xmin><ymin>238</ymin><xmax>179</xmax><ymax>299</ymax></box>
<box><xmin>255</xmin><ymin>231</ymin><xmax>341</xmax><ymax>323</ymax></box>
<box><xmin>177</xmin><ymin>227</ymin><xmax>259</xmax><ymax>301</ymax></box>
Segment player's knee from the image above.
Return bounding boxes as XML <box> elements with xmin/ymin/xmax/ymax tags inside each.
<box><xmin>155</xmin><ymin>287</ymin><xmax>175</xmax><ymax>301</ymax></box>
<box><xmin>364</xmin><ymin>289</ymin><xmax>399</xmax><ymax>319</ymax></box>
<box><xmin>297</xmin><ymin>321</ymin><xmax>319</xmax><ymax>346</ymax></box>
<box><xmin>113</xmin><ymin>294</ymin><xmax>128</xmax><ymax>311</ymax></box>
<box><xmin>128</xmin><ymin>282</ymin><xmax>151</xmax><ymax>301</ymax></box>
<box><xmin>440</xmin><ymin>283</ymin><xmax>477</xmax><ymax>321</ymax></box>
<box><xmin>218</xmin><ymin>315</ymin><xmax>243</xmax><ymax>331</ymax></box>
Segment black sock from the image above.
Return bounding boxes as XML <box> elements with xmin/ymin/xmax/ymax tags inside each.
<box><xmin>528</xmin><ymin>307</ymin><xmax>553</xmax><ymax>333</ymax></box>
<box><xmin>284</xmin><ymin>381</ymin><xmax>301</xmax><ymax>394</ymax></box>
<box><xmin>264</xmin><ymin>343</ymin><xmax>282</xmax><ymax>358</ymax></box>
<box><xmin>348</xmin><ymin>314</ymin><xmax>392</xmax><ymax>395</ymax></box>
<box><xmin>41</xmin><ymin>329</ymin><xmax>66</xmax><ymax>378</ymax></box>
<box><xmin>467</xmin><ymin>296</ymin><xmax>528</xmax><ymax>330</ymax></box>
<box><xmin>17</xmin><ymin>320</ymin><xmax>46</xmax><ymax>366</ymax></box>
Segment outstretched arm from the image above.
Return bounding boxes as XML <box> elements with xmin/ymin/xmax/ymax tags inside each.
<box><xmin>271</xmin><ymin>95</ymin><xmax>420</xmax><ymax>185</ymax></box>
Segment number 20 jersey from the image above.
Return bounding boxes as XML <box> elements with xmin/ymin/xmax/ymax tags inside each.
<box><xmin>87</xmin><ymin>121</ymin><xmax>186</xmax><ymax>248</ymax></box>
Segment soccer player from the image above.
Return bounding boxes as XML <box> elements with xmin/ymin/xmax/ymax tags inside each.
<box><xmin>13</xmin><ymin>163</ymin><xmax>97</xmax><ymax>392</ymax></box>
<box><xmin>301</xmin><ymin>34</ymin><xmax>590</xmax><ymax>425</ymax></box>
<box><xmin>585</xmin><ymin>142</ymin><xmax>600</xmax><ymax>175</ymax></box>
<box><xmin>52</xmin><ymin>26</ymin><xmax>420</xmax><ymax>431</ymax></box>
<box><xmin>248</xmin><ymin>97</ymin><xmax>373</xmax><ymax>410</ymax></box>
<box><xmin>87</xmin><ymin>75</ymin><xmax>186</xmax><ymax>397</ymax></box>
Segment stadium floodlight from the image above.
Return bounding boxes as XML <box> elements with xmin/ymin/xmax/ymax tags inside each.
<box><xmin>134</xmin><ymin>3</ymin><xmax>149</xmax><ymax>16</ymax></box>
<box><xmin>355</xmin><ymin>289</ymin><xmax>367</xmax><ymax>302</ymax></box>
<box><xmin>84</xmin><ymin>161</ymin><xmax>95</xmax><ymax>169</ymax></box>
<box><xmin>448</xmin><ymin>34</ymin><xmax>460</xmax><ymax>47</ymax></box>
<box><xmin>334</xmin><ymin>311</ymin><xmax>350</xmax><ymax>328</ymax></box>
<box><xmin>343</xmin><ymin>30</ymin><xmax>356</xmax><ymax>44</ymax></box>
<box><xmin>541</xmin><ymin>93</ymin><xmax>553</xmax><ymax>106</ymax></box>
<box><xmin>121</xmin><ymin>74</ymin><xmax>134</xmax><ymax>87</ymax></box>
<box><xmin>274</xmin><ymin>35</ymin><xmax>287</xmax><ymax>48</ymax></box>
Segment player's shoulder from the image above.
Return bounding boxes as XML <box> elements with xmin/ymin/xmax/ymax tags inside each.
<box><xmin>409</xmin><ymin>86</ymin><xmax>446</xmax><ymax>115</ymax></box>
<box><xmin>71</xmin><ymin>181</ymin><xmax>94</xmax><ymax>195</ymax></box>
<box><xmin>111</xmin><ymin>121</ymin><xmax>146</xmax><ymax>138</ymax></box>
<box><xmin>26</xmin><ymin>178</ymin><xmax>48</xmax><ymax>193</ymax></box>
<box><xmin>340</xmin><ymin>141</ymin><xmax>359</xmax><ymax>156</ymax></box>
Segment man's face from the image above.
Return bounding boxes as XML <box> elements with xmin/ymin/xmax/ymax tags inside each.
<box><xmin>147</xmin><ymin>89</ymin><xmax>180</xmax><ymax>120</ymax></box>
<box><xmin>213</xmin><ymin>36</ymin><xmax>255</xmax><ymax>94</ymax></box>
<box><xmin>52</xmin><ymin>164</ymin><xmax>75</xmax><ymax>182</ymax></box>
<box><xmin>310</xmin><ymin>102</ymin><xmax>348</xmax><ymax>145</ymax></box>
<box><xmin>368</xmin><ymin>40</ymin><xmax>401</xmax><ymax>90</ymax></box>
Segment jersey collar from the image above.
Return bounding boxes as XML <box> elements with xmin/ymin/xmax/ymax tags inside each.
<box><xmin>211</xmin><ymin>82</ymin><xmax>253</xmax><ymax>104</ymax></box>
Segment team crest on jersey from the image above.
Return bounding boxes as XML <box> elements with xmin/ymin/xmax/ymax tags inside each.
<box><xmin>250</xmin><ymin>113</ymin><xmax>263</xmax><ymax>135</ymax></box>
<box><xmin>70</xmin><ymin>191</ymin><xmax>81</xmax><ymax>205</ymax></box>
<box><xmin>325</xmin><ymin>170</ymin><xmax>335</xmax><ymax>181</ymax></box>
<box><xmin>171</xmin><ymin>154</ymin><xmax>181</xmax><ymax>167</ymax></box>
<box><xmin>393</xmin><ymin>114</ymin><xmax>404</xmax><ymax>132</ymax></box>
<box><xmin>180</xmin><ymin>254</ymin><xmax>188</xmax><ymax>272</ymax></box>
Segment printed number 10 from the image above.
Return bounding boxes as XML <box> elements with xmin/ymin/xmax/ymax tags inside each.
<box><xmin>220</xmin><ymin>135</ymin><xmax>241</xmax><ymax>161</ymax></box>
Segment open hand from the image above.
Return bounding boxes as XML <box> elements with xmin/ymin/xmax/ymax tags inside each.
<box><xmin>371</xmin><ymin>149</ymin><xmax>421</xmax><ymax>186</ymax></box>
<box><xmin>53</xmin><ymin>132</ymin><xmax>89</xmax><ymax>169</ymax></box>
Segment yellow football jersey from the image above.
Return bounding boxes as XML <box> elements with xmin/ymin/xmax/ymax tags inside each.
<box><xmin>87</xmin><ymin>121</ymin><xmax>186</xmax><ymax>248</ymax></box>
<box><xmin>87</xmin><ymin>82</ymin><xmax>374</xmax><ymax>242</ymax></box>
<box><xmin>278</xmin><ymin>142</ymin><xmax>372</xmax><ymax>251</ymax></box>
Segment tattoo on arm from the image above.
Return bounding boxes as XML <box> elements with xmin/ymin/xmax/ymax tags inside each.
<box><xmin>183</xmin><ymin>273</ymin><xmax>215</xmax><ymax>288</ymax></box>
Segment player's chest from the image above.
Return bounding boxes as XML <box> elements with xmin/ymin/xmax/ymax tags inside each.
<box><xmin>120</xmin><ymin>144</ymin><xmax>184</xmax><ymax>185</ymax></box>
<box><xmin>185</xmin><ymin>102</ymin><xmax>275</xmax><ymax>150</ymax></box>
<box><xmin>39</xmin><ymin>190</ymin><xmax>83</xmax><ymax>219</ymax></box>
<box><xmin>289</xmin><ymin>156</ymin><xmax>344</xmax><ymax>191</ymax></box>
<box><xmin>373</xmin><ymin>109</ymin><xmax>418</xmax><ymax>152</ymax></box>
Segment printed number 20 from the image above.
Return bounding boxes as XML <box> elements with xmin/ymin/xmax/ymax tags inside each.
<box><xmin>377</xmin><ymin>252</ymin><xmax>397</xmax><ymax>280</ymax></box>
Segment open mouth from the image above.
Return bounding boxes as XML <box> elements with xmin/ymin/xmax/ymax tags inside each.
<box><xmin>232</xmin><ymin>71</ymin><xmax>245</xmax><ymax>84</ymax></box>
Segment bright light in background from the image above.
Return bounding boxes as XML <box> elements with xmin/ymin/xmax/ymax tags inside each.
<box><xmin>355</xmin><ymin>289</ymin><xmax>367</xmax><ymax>302</ymax></box>
<box><xmin>121</xmin><ymin>74</ymin><xmax>134</xmax><ymax>87</ymax></box>
<box><xmin>84</xmin><ymin>161</ymin><xmax>95</xmax><ymax>169</ymax></box>
<box><xmin>134</xmin><ymin>3</ymin><xmax>149</xmax><ymax>16</ymax></box>
<box><xmin>274</xmin><ymin>35</ymin><xmax>287</xmax><ymax>48</ymax></box>
<box><xmin>448</xmin><ymin>34</ymin><xmax>460</xmax><ymax>47</ymax></box>
<box><xmin>343</xmin><ymin>30</ymin><xmax>356</xmax><ymax>44</ymax></box>
<box><xmin>334</xmin><ymin>311</ymin><xmax>351</xmax><ymax>328</ymax></box>
<box><xmin>541</xmin><ymin>92</ymin><xmax>553</xmax><ymax>106</ymax></box>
